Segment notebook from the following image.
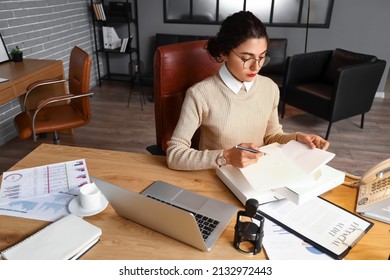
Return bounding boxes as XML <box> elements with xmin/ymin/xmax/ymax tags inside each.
<box><xmin>92</xmin><ymin>176</ymin><xmax>238</xmax><ymax>251</ymax></box>
<box><xmin>1</xmin><ymin>214</ymin><xmax>102</xmax><ymax>260</ymax></box>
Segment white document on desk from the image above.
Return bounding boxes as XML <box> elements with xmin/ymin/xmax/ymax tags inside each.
<box><xmin>239</xmin><ymin>140</ymin><xmax>335</xmax><ymax>190</ymax></box>
<box><xmin>0</xmin><ymin>190</ymin><xmax>77</xmax><ymax>221</ymax></box>
<box><xmin>0</xmin><ymin>159</ymin><xmax>90</xmax><ymax>221</ymax></box>
<box><xmin>0</xmin><ymin>159</ymin><xmax>90</xmax><ymax>203</ymax></box>
<box><xmin>258</xmin><ymin>197</ymin><xmax>373</xmax><ymax>259</ymax></box>
<box><xmin>262</xmin><ymin>219</ymin><xmax>333</xmax><ymax>260</ymax></box>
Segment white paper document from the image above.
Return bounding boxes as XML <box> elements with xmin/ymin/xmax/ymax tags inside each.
<box><xmin>278</xmin><ymin>140</ymin><xmax>335</xmax><ymax>174</ymax></box>
<box><xmin>258</xmin><ymin>197</ymin><xmax>373</xmax><ymax>259</ymax></box>
<box><xmin>0</xmin><ymin>159</ymin><xmax>90</xmax><ymax>221</ymax></box>
<box><xmin>0</xmin><ymin>159</ymin><xmax>89</xmax><ymax>203</ymax></box>
<box><xmin>239</xmin><ymin>140</ymin><xmax>335</xmax><ymax>190</ymax></box>
<box><xmin>263</xmin><ymin>219</ymin><xmax>333</xmax><ymax>260</ymax></box>
<box><xmin>0</xmin><ymin>190</ymin><xmax>77</xmax><ymax>221</ymax></box>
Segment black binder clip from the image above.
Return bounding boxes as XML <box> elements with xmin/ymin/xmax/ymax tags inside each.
<box><xmin>233</xmin><ymin>198</ymin><xmax>264</xmax><ymax>255</ymax></box>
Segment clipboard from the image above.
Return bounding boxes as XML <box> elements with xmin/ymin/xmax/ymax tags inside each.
<box><xmin>257</xmin><ymin>197</ymin><xmax>374</xmax><ymax>259</ymax></box>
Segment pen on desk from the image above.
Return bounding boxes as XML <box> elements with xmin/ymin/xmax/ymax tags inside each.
<box><xmin>234</xmin><ymin>145</ymin><xmax>268</xmax><ymax>155</ymax></box>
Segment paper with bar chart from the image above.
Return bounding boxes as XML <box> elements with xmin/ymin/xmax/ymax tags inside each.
<box><xmin>0</xmin><ymin>159</ymin><xmax>90</xmax><ymax>221</ymax></box>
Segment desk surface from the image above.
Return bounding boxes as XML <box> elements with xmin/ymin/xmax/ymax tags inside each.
<box><xmin>0</xmin><ymin>59</ymin><xmax>64</xmax><ymax>105</ymax></box>
<box><xmin>0</xmin><ymin>144</ymin><xmax>389</xmax><ymax>260</ymax></box>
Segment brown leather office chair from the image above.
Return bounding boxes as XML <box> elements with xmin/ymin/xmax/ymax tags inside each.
<box><xmin>14</xmin><ymin>46</ymin><xmax>94</xmax><ymax>144</ymax></box>
<box><xmin>147</xmin><ymin>40</ymin><xmax>221</xmax><ymax>155</ymax></box>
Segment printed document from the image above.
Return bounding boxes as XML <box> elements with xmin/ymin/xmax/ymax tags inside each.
<box><xmin>0</xmin><ymin>159</ymin><xmax>89</xmax><ymax>202</ymax></box>
<box><xmin>0</xmin><ymin>159</ymin><xmax>90</xmax><ymax>221</ymax></box>
<box><xmin>263</xmin><ymin>219</ymin><xmax>333</xmax><ymax>260</ymax></box>
<box><xmin>258</xmin><ymin>197</ymin><xmax>373</xmax><ymax>259</ymax></box>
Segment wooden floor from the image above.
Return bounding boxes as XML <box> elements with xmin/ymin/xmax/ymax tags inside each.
<box><xmin>1</xmin><ymin>81</ymin><xmax>389</xmax><ymax>177</ymax></box>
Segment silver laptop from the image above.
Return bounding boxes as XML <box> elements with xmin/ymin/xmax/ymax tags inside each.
<box><xmin>92</xmin><ymin>176</ymin><xmax>238</xmax><ymax>251</ymax></box>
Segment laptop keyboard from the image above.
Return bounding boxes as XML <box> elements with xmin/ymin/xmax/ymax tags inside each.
<box><xmin>146</xmin><ymin>195</ymin><xmax>220</xmax><ymax>241</ymax></box>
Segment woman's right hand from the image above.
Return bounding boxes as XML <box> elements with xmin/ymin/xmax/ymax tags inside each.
<box><xmin>223</xmin><ymin>143</ymin><xmax>265</xmax><ymax>168</ymax></box>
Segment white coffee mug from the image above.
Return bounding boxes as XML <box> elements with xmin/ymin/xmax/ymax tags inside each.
<box><xmin>79</xmin><ymin>182</ymin><xmax>101</xmax><ymax>211</ymax></box>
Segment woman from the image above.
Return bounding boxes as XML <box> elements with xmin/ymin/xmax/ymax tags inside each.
<box><xmin>167</xmin><ymin>11</ymin><xmax>329</xmax><ymax>171</ymax></box>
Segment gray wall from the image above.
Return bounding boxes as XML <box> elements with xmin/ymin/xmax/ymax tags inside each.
<box><xmin>137</xmin><ymin>0</ymin><xmax>390</xmax><ymax>96</ymax></box>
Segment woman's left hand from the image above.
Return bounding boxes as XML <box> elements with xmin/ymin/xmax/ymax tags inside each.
<box><xmin>296</xmin><ymin>133</ymin><xmax>329</xmax><ymax>150</ymax></box>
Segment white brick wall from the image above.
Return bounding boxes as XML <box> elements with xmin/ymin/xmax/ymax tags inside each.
<box><xmin>0</xmin><ymin>0</ymin><xmax>101</xmax><ymax>145</ymax></box>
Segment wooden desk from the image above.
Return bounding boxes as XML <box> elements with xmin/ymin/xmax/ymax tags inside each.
<box><xmin>0</xmin><ymin>144</ymin><xmax>389</xmax><ymax>260</ymax></box>
<box><xmin>0</xmin><ymin>59</ymin><xmax>64</xmax><ymax>106</ymax></box>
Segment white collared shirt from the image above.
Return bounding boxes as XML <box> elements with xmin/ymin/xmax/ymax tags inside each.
<box><xmin>219</xmin><ymin>63</ymin><xmax>254</xmax><ymax>94</ymax></box>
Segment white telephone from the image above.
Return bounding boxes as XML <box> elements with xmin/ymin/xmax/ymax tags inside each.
<box><xmin>356</xmin><ymin>158</ymin><xmax>390</xmax><ymax>224</ymax></box>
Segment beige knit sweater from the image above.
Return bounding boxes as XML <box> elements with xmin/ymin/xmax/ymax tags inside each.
<box><xmin>166</xmin><ymin>74</ymin><xmax>298</xmax><ymax>170</ymax></box>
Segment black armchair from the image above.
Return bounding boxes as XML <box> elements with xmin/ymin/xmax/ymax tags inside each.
<box><xmin>281</xmin><ymin>48</ymin><xmax>386</xmax><ymax>139</ymax></box>
<box><xmin>260</xmin><ymin>38</ymin><xmax>287</xmax><ymax>91</ymax></box>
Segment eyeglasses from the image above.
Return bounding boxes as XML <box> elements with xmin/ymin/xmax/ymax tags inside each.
<box><xmin>231</xmin><ymin>50</ymin><xmax>271</xmax><ymax>69</ymax></box>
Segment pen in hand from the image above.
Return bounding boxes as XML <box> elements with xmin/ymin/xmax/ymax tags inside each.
<box><xmin>235</xmin><ymin>145</ymin><xmax>267</xmax><ymax>155</ymax></box>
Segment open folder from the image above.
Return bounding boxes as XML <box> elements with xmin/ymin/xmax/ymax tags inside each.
<box><xmin>239</xmin><ymin>140</ymin><xmax>336</xmax><ymax>190</ymax></box>
<box><xmin>217</xmin><ymin>141</ymin><xmax>345</xmax><ymax>205</ymax></box>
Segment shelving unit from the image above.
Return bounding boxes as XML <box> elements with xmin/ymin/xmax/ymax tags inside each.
<box><xmin>90</xmin><ymin>0</ymin><xmax>140</xmax><ymax>85</ymax></box>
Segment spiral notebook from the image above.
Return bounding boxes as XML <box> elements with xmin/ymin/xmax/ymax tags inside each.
<box><xmin>0</xmin><ymin>214</ymin><xmax>102</xmax><ymax>260</ymax></box>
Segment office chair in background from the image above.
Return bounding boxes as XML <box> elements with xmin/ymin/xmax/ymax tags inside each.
<box><xmin>14</xmin><ymin>46</ymin><xmax>94</xmax><ymax>144</ymax></box>
<box><xmin>281</xmin><ymin>48</ymin><xmax>386</xmax><ymax>139</ymax></box>
<box><xmin>146</xmin><ymin>40</ymin><xmax>221</xmax><ymax>156</ymax></box>
<box><xmin>260</xmin><ymin>38</ymin><xmax>288</xmax><ymax>112</ymax></box>
<box><xmin>260</xmin><ymin>38</ymin><xmax>287</xmax><ymax>93</ymax></box>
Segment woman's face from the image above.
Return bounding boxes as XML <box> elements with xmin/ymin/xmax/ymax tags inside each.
<box><xmin>223</xmin><ymin>37</ymin><xmax>268</xmax><ymax>83</ymax></box>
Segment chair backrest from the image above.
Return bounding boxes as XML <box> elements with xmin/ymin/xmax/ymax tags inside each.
<box><xmin>68</xmin><ymin>46</ymin><xmax>92</xmax><ymax>120</ymax></box>
<box><xmin>154</xmin><ymin>40</ymin><xmax>221</xmax><ymax>152</ymax></box>
<box><xmin>261</xmin><ymin>38</ymin><xmax>288</xmax><ymax>75</ymax></box>
<box><xmin>155</xmin><ymin>33</ymin><xmax>210</xmax><ymax>49</ymax></box>
<box><xmin>322</xmin><ymin>48</ymin><xmax>377</xmax><ymax>84</ymax></box>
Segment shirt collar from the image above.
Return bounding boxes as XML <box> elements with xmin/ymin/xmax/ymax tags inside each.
<box><xmin>219</xmin><ymin>63</ymin><xmax>254</xmax><ymax>94</ymax></box>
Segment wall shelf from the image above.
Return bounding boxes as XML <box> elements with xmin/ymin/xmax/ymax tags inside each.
<box><xmin>90</xmin><ymin>0</ymin><xmax>140</xmax><ymax>86</ymax></box>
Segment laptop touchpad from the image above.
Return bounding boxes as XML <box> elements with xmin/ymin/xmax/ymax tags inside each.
<box><xmin>173</xmin><ymin>191</ymin><xmax>208</xmax><ymax>211</ymax></box>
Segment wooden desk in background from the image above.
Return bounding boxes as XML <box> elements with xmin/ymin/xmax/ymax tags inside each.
<box><xmin>0</xmin><ymin>144</ymin><xmax>389</xmax><ymax>260</ymax></box>
<box><xmin>0</xmin><ymin>59</ymin><xmax>65</xmax><ymax>106</ymax></box>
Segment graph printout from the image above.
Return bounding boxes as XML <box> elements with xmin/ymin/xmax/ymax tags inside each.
<box><xmin>262</xmin><ymin>219</ymin><xmax>333</xmax><ymax>260</ymax></box>
<box><xmin>0</xmin><ymin>159</ymin><xmax>89</xmax><ymax>202</ymax></box>
<box><xmin>0</xmin><ymin>190</ymin><xmax>78</xmax><ymax>221</ymax></box>
<box><xmin>0</xmin><ymin>159</ymin><xmax>90</xmax><ymax>221</ymax></box>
